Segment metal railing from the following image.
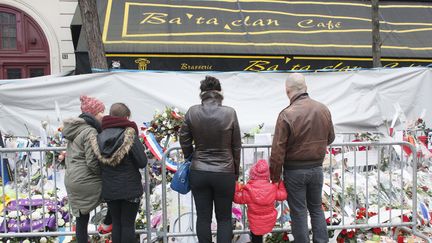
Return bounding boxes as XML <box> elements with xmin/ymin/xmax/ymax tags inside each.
<box><xmin>0</xmin><ymin>142</ymin><xmax>430</xmax><ymax>242</ymax></box>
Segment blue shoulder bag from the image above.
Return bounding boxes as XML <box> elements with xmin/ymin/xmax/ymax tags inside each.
<box><xmin>170</xmin><ymin>158</ymin><xmax>192</xmax><ymax>194</ymax></box>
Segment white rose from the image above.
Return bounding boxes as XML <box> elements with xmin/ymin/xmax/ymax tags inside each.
<box><xmin>162</xmin><ymin>113</ymin><xmax>168</xmax><ymax>118</ymax></box>
<box><xmin>31</xmin><ymin>195</ymin><xmax>43</xmax><ymax>200</ymax></box>
<box><xmin>39</xmin><ymin>237</ymin><xmax>48</xmax><ymax>243</ymax></box>
<box><xmin>65</xmin><ymin>222</ymin><xmax>70</xmax><ymax>227</ymax></box>
<box><xmin>31</xmin><ymin>211</ymin><xmax>42</xmax><ymax>220</ymax></box>
<box><xmin>8</xmin><ymin>211</ymin><xmax>20</xmax><ymax>218</ymax></box>
<box><xmin>20</xmin><ymin>215</ymin><xmax>27</xmax><ymax>221</ymax></box>
<box><xmin>22</xmin><ymin>240</ymin><xmax>30</xmax><ymax>243</ymax></box>
<box><xmin>58</xmin><ymin>218</ymin><xmax>65</xmax><ymax>226</ymax></box>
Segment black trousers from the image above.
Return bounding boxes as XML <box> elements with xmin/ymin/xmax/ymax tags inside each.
<box><xmin>189</xmin><ymin>170</ymin><xmax>236</xmax><ymax>243</ymax></box>
<box><xmin>251</xmin><ymin>232</ymin><xmax>263</xmax><ymax>243</ymax></box>
<box><xmin>76</xmin><ymin>212</ymin><xmax>90</xmax><ymax>243</ymax></box>
<box><xmin>108</xmin><ymin>200</ymin><xmax>140</xmax><ymax>243</ymax></box>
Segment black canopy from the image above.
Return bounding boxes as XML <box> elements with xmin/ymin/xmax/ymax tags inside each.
<box><xmin>72</xmin><ymin>0</ymin><xmax>432</xmax><ymax>72</ymax></box>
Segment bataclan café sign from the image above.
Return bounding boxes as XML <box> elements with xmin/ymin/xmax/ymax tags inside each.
<box><xmin>80</xmin><ymin>0</ymin><xmax>432</xmax><ymax>72</ymax></box>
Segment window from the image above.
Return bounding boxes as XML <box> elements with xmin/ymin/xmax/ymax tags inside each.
<box><xmin>29</xmin><ymin>68</ymin><xmax>45</xmax><ymax>77</ymax></box>
<box><xmin>0</xmin><ymin>5</ymin><xmax>50</xmax><ymax>79</ymax></box>
<box><xmin>6</xmin><ymin>68</ymin><xmax>21</xmax><ymax>79</ymax></box>
<box><xmin>0</xmin><ymin>12</ymin><xmax>17</xmax><ymax>49</ymax></box>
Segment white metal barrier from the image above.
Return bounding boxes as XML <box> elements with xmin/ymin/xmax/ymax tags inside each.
<box><xmin>1</xmin><ymin>142</ymin><xmax>431</xmax><ymax>242</ymax></box>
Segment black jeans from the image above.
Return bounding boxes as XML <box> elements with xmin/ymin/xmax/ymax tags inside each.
<box><xmin>108</xmin><ymin>200</ymin><xmax>140</xmax><ymax>243</ymax></box>
<box><xmin>189</xmin><ymin>170</ymin><xmax>236</xmax><ymax>243</ymax></box>
<box><xmin>76</xmin><ymin>212</ymin><xmax>89</xmax><ymax>243</ymax></box>
<box><xmin>104</xmin><ymin>207</ymin><xmax>112</xmax><ymax>225</ymax></box>
<box><xmin>251</xmin><ymin>232</ymin><xmax>263</xmax><ymax>243</ymax></box>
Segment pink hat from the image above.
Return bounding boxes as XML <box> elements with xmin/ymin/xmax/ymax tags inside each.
<box><xmin>80</xmin><ymin>95</ymin><xmax>105</xmax><ymax>116</ymax></box>
<box><xmin>249</xmin><ymin>159</ymin><xmax>270</xmax><ymax>180</ymax></box>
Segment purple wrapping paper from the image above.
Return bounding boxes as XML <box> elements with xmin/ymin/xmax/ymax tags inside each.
<box><xmin>0</xmin><ymin>198</ymin><xmax>69</xmax><ymax>233</ymax></box>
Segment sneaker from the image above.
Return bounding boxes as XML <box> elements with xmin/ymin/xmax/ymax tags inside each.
<box><xmin>97</xmin><ymin>223</ymin><xmax>112</xmax><ymax>235</ymax></box>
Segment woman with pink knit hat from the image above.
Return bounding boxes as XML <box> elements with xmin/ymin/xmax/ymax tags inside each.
<box><xmin>234</xmin><ymin>159</ymin><xmax>287</xmax><ymax>243</ymax></box>
<box><xmin>62</xmin><ymin>95</ymin><xmax>107</xmax><ymax>243</ymax></box>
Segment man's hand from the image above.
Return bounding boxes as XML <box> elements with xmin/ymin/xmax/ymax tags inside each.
<box><xmin>270</xmin><ymin>164</ymin><xmax>281</xmax><ymax>183</ymax></box>
<box><xmin>271</xmin><ymin>176</ymin><xmax>280</xmax><ymax>183</ymax></box>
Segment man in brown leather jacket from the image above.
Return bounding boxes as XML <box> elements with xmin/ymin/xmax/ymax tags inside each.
<box><xmin>270</xmin><ymin>73</ymin><xmax>335</xmax><ymax>243</ymax></box>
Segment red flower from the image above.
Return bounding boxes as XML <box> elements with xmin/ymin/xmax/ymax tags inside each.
<box><xmin>337</xmin><ymin>238</ymin><xmax>345</xmax><ymax>243</ymax></box>
<box><xmin>372</xmin><ymin>227</ymin><xmax>382</xmax><ymax>234</ymax></box>
<box><xmin>402</xmin><ymin>215</ymin><xmax>410</xmax><ymax>222</ymax></box>
<box><xmin>340</xmin><ymin>229</ymin><xmax>347</xmax><ymax>235</ymax></box>
<box><xmin>282</xmin><ymin>232</ymin><xmax>289</xmax><ymax>241</ymax></box>
<box><xmin>171</xmin><ymin>111</ymin><xmax>183</xmax><ymax>120</ymax></box>
<box><xmin>326</xmin><ymin>217</ymin><xmax>331</xmax><ymax>224</ymax></box>
<box><xmin>397</xmin><ymin>235</ymin><xmax>405</xmax><ymax>243</ymax></box>
<box><xmin>347</xmin><ymin>230</ymin><xmax>356</xmax><ymax>238</ymax></box>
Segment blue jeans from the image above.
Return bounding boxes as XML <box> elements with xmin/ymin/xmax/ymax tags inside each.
<box><xmin>284</xmin><ymin>166</ymin><xmax>328</xmax><ymax>243</ymax></box>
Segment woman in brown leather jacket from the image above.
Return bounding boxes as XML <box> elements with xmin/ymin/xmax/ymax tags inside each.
<box><xmin>179</xmin><ymin>76</ymin><xmax>242</xmax><ymax>243</ymax></box>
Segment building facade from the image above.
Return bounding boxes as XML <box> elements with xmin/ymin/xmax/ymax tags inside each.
<box><xmin>0</xmin><ymin>0</ymin><xmax>77</xmax><ymax>79</ymax></box>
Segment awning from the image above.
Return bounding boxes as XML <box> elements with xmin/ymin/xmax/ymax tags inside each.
<box><xmin>72</xmin><ymin>0</ymin><xmax>432</xmax><ymax>72</ymax></box>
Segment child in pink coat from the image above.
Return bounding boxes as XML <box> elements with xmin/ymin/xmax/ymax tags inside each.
<box><xmin>234</xmin><ymin>159</ymin><xmax>287</xmax><ymax>243</ymax></box>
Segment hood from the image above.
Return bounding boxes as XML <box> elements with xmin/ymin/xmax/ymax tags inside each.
<box><xmin>62</xmin><ymin>117</ymin><xmax>89</xmax><ymax>141</ymax></box>
<box><xmin>245</xmin><ymin>180</ymin><xmax>276</xmax><ymax>206</ymax></box>
<box><xmin>90</xmin><ymin>127</ymin><xmax>135</xmax><ymax>166</ymax></box>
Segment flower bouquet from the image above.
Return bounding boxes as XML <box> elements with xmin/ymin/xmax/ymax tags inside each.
<box><xmin>145</xmin><ymin>107</ymin><xmax>184</xmax><ymax>144</ymax></box>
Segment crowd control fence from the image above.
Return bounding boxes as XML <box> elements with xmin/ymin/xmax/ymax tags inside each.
<box><xmin>0</xmin><ymin>141</ymin><xmax>431</xmax><ymax>242</ymax></box>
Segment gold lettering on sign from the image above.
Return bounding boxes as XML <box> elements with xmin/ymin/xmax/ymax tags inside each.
<box><xmin>383</xmin><ymin>62</ymin><xmax>399</xmax><ymax>68</ymax></box>
<box><xmin>297</xmin><ymin>19</ymin><xmax>342</xmax><ymax>30</ymax></box>
<box><xmin>231</xmin><ymin>19</ymin><xmax>242</xmax><ymax>27</ymax></box>
<box><xmin>267</xmin><ymin>19</ymin><xmax>280</xmax><ymax>26</ymax></box>
<box><xmin>169</xmin><ymin>18</ymin><xmax>182</xmax><ymax>24</ymax></box>
<box><xmin>244</xmin><ymin>60</ymin><xmax>279</xmax><ymax>71</ymax></box>
<box><xmin>244</xmin><ymin>60</ymin><xmax>271</xmax><ymax>71</ymax></box>
<box><xmin>181</xmin><ymin>63</ymin><xmax>213</xmax><ymax>70</ymax></box>
<box><xmin>297</xmin><ymin>19</ymin><xmax>314</xmax><ymax>28</ymax></box>
<box><xmin>196</xmin><ymin>17</ymin><xmax>205</xmax><ymax>24</ymax></box>
<box><xmin>135</xmin><ymin>58</ymin><xmax>150</xmax><ymax>70</ymax></box>
<box><xmin>290</xmin><ymin>64</ymin><xmax>311</xmax><ymax>70</ymax></box>
<box><xmin>207</xmin><ymin>18</ymin><xmax>219</xmax><ymax>25</ymax></box>
<box><xmin>140</xmin><ymin>13</ymin><xmax>167</xmax><ymax>24</ymax></box>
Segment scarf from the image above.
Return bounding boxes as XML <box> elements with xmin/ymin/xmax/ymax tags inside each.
<box><xmin>101</xmin><ymin>115</ymin><xmax>139</xmax><ymax>134</ymax></box>
<box><xmin>79</xmin><ymin>113</ymin><xmax>102</xmax><ymax>133</ymax></box>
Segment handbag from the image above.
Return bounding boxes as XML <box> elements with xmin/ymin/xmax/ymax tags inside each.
<box><xmin>170</xmin><ymin>159</ymin><xmax>191</xmax><ymax>194</ymax></box>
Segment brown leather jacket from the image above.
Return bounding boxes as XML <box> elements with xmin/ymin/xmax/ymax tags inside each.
<box><xmin>179</xmin><ymin>91</ymin><xmax>242</xmax><ymax>176</ymax></box>
<box><xmin>270</xmin><ymin>93</ymin><xmax>335</xmax><ymax>182</ymax></box>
